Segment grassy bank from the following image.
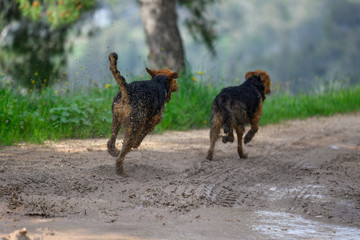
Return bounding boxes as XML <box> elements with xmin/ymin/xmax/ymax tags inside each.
<box><xmin>261</xmin><ymin>84</ymin><xmax>360</xmax><ymax>125</ymax></box>
<box><xmin>1</xmin><ymin>74</ymin><xmax>360</xmax><ymax>146</ymax></box>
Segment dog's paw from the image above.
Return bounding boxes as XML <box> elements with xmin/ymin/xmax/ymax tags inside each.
<box><xmin>116</xmin><ymin>162</ymin><xmax>129</xmax><ymax>177</ymax></box>
<box><xmin>206</xmin><ymin>152</ymin><xmax>214</xmax><ymax>161</ymax></box>
<box><xmin>244</xmin><ymin>135</ymin><xmax>252</xmax><ymax>144</ymax></box>
<box><xmin>222</xmin><ymin>135</ymin><xmax>234</xmax><ymax>143</ymax></box>
<box><xmin>239</xmin><ymin>152</ymin><xmax>248</xmax><ymax>159</ymax></box>
<box><xmin>116</xmin><ymin>168</ymin><xmax>129</xmax><ymax>177</ymax></box>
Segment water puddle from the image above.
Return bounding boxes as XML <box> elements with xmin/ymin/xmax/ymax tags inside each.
<box><xmin>254</xmin><ymin>211</ymin><xmax>360</xmax><ymax>239</ymax></box>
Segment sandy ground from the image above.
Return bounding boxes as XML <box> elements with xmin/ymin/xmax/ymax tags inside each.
<box><xmin>0</xmin><ymin>112</ymin><xmax>359</xmax><ymax>239</ymax></box>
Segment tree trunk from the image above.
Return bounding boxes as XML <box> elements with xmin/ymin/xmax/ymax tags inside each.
<box><xmin>139</xmin><ymin>0</ymin><xmax>184</xmax><ymax>72</ymax></box>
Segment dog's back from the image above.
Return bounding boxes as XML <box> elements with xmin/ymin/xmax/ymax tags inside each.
<box><xmin>112</xmin><ymin>75</ymin><xmax>170</xmax><ymax>121</ymax></box>
<box><xmin>212</xmin><ymin>75</ymin><xmax>266</xmax><ymax>132</ymax></box>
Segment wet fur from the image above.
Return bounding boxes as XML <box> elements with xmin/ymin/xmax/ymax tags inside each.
<box><xmin>107</xmin><ymin>52</ymin><xmax>179</xmax><ymax>176</ymax></box>
<box><xmin>206</xmin><ymin>70</ymin><xmax>271</xmax><ymax>160</ymax></box>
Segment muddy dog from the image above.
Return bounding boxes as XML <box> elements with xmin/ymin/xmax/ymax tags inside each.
<box><xmin>206</xmin><ymin>70</ymin><xmax>271</xmax><ymax>160</ymax></box>
<box><xmin>107</xmin><ymin>52</ymin><xmax>179</xmax><ymax>176</ymax></box>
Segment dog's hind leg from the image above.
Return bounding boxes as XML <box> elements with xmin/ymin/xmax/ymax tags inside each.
<box><xmin>107</xmin><ymin>117</ymin><xmax>122</xmax><ymax>157</ymax></box>
<box><xmin>244</xmin><ymin>102</ymin><xmax>262</xmax><ymax>144</ymax></box>
<box><xmin>207</xmin><ymin>112</ymin><xmax>222</xmax><ymax>160</ymax></box>
<box><xmin>218</xmin><ymin>96</ymin><xmax>234</xmax><ymax>144</ymax></box>
<box><xmin>235</xmin><ymin>125</ymin><xmax>247</xmax><ymax>159</ymax></box>
<box><xmin>115</xmin><ymin>125</ymin><xmax>137</xmax><ymax>177</ymax></box>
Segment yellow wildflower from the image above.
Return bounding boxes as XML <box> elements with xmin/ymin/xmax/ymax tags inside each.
<box><xmin>34</xmin><ymin>72</ymin><xmax>38</xmax><ymax>76</ymax></box>
<box><xmin>105</xmin><ymin>84</ymin><xmax>112</xmax><ymax>89</ymax></box>
<box><xmin>195</xmin><ymin>71</ymin><xmax>207</xmax><ymax>75</ymax></box>
<box><xmin>31</xmin><ymin>80</ymin><xmax>35</xmax><ymax>84</ymax></box>
<box><xmin>191</xmin><ymin>76</ymin><xmax>197</xmax><ymax>82</ymax></box>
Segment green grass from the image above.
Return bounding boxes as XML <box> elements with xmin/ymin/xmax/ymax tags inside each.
<box><xmin>0</xmin><ymin>84</ymin><xmax>115</xmax><ymax>146</ymax></box>
<box><xmin>1</xmin><ymin>73</ymin><xmax>360</xmax><ymax>146</ymax></box>
<box><xmin>261</xmin><ymin>85</ymin><xmax>360</xmax><ymax>125</ymax></box>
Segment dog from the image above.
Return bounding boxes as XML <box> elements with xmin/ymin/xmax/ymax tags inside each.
<box><xmin>206</xmin><ymin>70</ymin><xmax>271</xmax><ymax>160</ymax></box>
<box><xmin>107</xmin><ymin>52</ymin><xmax>179</xmax><ymax>176</ymax></box>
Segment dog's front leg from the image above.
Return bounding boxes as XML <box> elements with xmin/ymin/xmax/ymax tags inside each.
<box><xmin>133</xmin><ymin>115</ymin><xmax>162</xmax><ymax>149</ymax></box>
<box><xmin>244</xmin><ymin>103</ymin><xmax>262</xmax><ymax>144</ymax></box>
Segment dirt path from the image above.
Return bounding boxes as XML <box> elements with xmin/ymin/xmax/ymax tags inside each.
<box><xmin>1</xmin><ymin>112</ymin><xmax>360</xmax><ymax>239</ymax></box>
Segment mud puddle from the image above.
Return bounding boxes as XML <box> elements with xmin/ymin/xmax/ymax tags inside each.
<box><xmin>255</xmin><ymin>211</ymin><xmax>360</xmax><ymax>239</ymax></box>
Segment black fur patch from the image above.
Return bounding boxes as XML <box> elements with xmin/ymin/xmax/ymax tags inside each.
<box><xmin>112</xmin><ymin>75</ymin><xmax>170</xmax><ymax>119</ymax></box>
<box><xmin>213</xmin><ymin>75</ymin><xmax>265</xmax><ymax>120</ymax></box>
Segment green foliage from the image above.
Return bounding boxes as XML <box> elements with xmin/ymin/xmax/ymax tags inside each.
<box><xmin>16</xmin><ymin>0</ymin><xmax>96</xmax><ymax>28</ymax></box>
<box><xmin>1</xmin><ymin>73</ymin><xmax>360</xmax><ymax>147</ymax></box>
<box><xmin>155</xmin><ymin>70</ymin><xmax>219</xmax><ymax>131</ymax></box>
<box><xmin>0</xmin><ymin>80</ymin><xmax>115</xmax><ymax>146</ymax></box>
<box><xmin>261</xmin><ymin>84</ymin><xmax>360</xmax><ymax>125</ymax></box>
<box><xmin>0</xmin><ymin>0</ymin><xmax>96</xmax><ymax>91</ymax></box>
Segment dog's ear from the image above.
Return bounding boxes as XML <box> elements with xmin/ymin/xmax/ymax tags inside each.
<box><xmin>257</xmin><ymin>70</ymin><xmax>272</xmax><ymax>94</ymax></box>
<box><xmin>146</xmin><ymin>67</ymin><xmax>156</xmax><ymax>77</ymax></box>
<box><xmin>245</xmin><ymin>71</ymin><xmax>256</xmax><ymax>80</ymax></box>
<box><xmin>258</xmin><ymin>71</ymin><xmax>268</xmax><ymax>82</ymax></box>
<box><xmin>171</xmin><ymin>72</ymin><xmax>179</xmax><ymax>79</ymax></box>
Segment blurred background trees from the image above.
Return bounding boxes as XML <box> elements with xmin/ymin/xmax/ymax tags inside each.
<box><xmin>0</xmin><ymin>0</ymin><xmax>96</xmax><ymax>90</ymax></box>
<box><xmin>0</xmin><ymin>0</ymin><xmax>216</xmax><ymax>90</ymax></box>
<box><xmin>1</xmin><ymin>0</ymin><xmax>360</xmax><ymax>93</ymax></box>
<box><xmin>138</xmin><ymin>0</ymin><xmax>217</xmax><ymax>72</ymax></box>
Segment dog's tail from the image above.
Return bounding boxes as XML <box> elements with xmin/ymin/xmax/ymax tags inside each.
<box><xmin>215</xmin><ymin>94</ymin><xmax>234</xmax><ymax>143</ymax></box>
<box><xmin>109</xmin><ymin>52</ymin><xmax>129</xmax><ymax>104</ymax></box>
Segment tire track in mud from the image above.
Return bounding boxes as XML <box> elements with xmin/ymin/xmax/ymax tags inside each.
<box><xmin>158</xmin><ymin>157</ymin><xmax>281</xmax><ymax>209</ymax></box>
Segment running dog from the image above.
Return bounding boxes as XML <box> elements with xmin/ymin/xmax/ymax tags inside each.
<box><xmin>107</xmin><ymin>52</ymin><xmax>179</xmax><ymax>176</ymax></box>
<box><xmin>206</xmin><ymin>70</ymin><xmax>271</xmax><ymax>160</ymax></box>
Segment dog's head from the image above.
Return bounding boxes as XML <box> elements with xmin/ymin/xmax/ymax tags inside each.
<box><xmin>146</xmin><ymin>67</ymin><xmax>179</xmax><ymax>102</ymax></box>
<box><xmin>245</xmin><ymin>70</ymin><xmax>271</xmax><ymax>95</ymax></box>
